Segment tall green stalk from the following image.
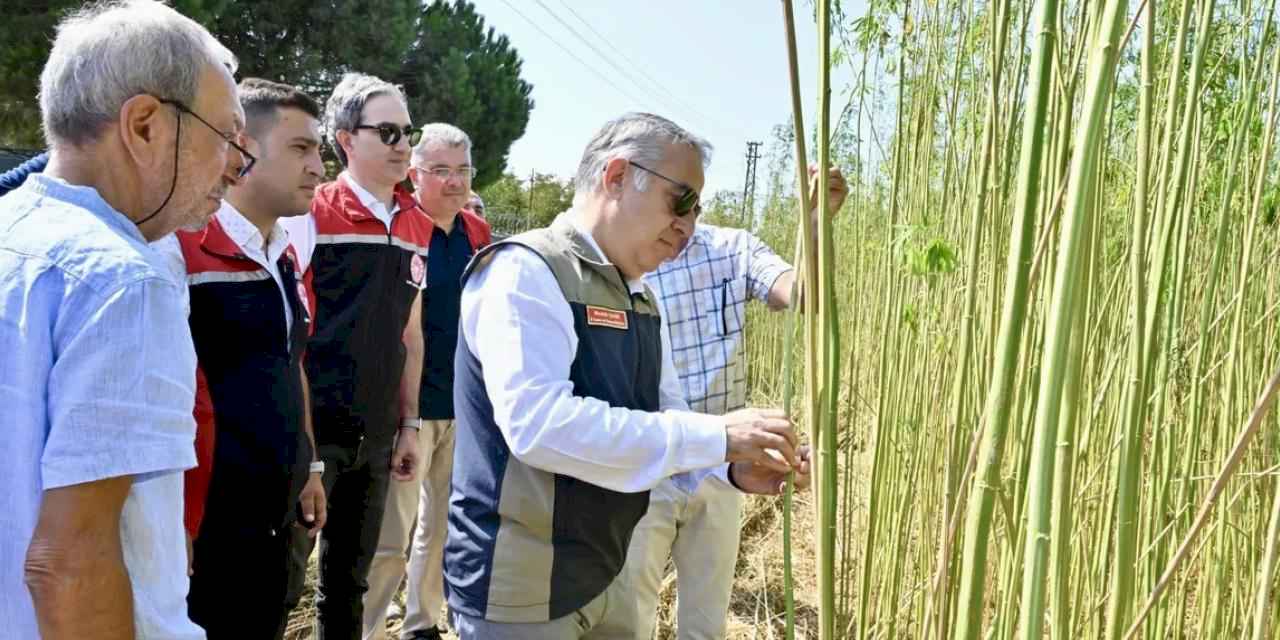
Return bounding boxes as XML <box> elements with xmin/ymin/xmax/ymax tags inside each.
<box><xmin>925</xmin><ymin>4</ymin><xmax>1010</xmax><ymax>636</ymax></box>
<box><xmin>778</xmin><ymin>2</ymin><xmax>814</xmax><ymax>637</ymax></box>
<box><xmin>814</xmin><ymin>3</ymin><xmax>842</xmax><ymax>637</ymax></box>
<box><xmin>953</xmin><ymin>0</ymin><xmax>1060</xmax><ymax>636</ymax></box>
<box><xmin>1250</xmin><ymin>476</ymin><xmax>1280</xmax><ymax>640</ymax></box>
<box><xmin>1017</xmin><ymin>0</ymin><xmax>1127</xmax><ymax>633</ymax></box>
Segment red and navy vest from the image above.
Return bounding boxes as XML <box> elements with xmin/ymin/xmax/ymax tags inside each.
<box><xmin>178</xmin><ymin>217</ymin><xmax>314</xmax><ymax>537</ymax></box>
<box><xmin>305</xmin><ymin>180</ymin><xmax>433</xmax><ymax>444</ymax></box>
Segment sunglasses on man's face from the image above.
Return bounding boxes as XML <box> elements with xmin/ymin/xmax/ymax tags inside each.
<box><xmin>353</xmin><ymin>122</ymin><xmax>422</xmax><ymax>147</ymax></box>
<box><xmin>628</xmin><ymin>161</ymin><xmax>701</xmax><ymax>218</ymax></box>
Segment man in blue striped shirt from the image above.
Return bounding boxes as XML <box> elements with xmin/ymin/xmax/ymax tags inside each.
<box><xmin>625</xmin><ymin>166</ymin><xmax>847</xmax><ymax>639</ymax></box>
<box><xmin>0</xmin><ymin>2</ymin><xmax>246</xmax><ymax>638</ymax></box>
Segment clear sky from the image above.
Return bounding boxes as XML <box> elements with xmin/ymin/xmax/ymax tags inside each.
<box><xmin>468</xmin><ymin>0</ymin><xmax>865</xmax><ymax>197</ymax></box>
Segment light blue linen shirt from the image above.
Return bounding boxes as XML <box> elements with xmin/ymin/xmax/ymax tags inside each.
<box><xmin>0</xmin><ymin>174</ymin><xmax>204</xmax><ymax>639</ymax></box>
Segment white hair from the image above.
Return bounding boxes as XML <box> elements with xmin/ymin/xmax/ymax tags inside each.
<box><xmin>325</xmin><ymin>72</ymin><xmax>408</xmax><ymax>166</ymax></box>
<box><xmin>39</xmin><ymin>0</ymin><xmax>237</xmax><ymax>147</ymax></box>
<box><xmin>412</xmin><ymin>122</ymin><xmax>472</xmax><ymax>165</ymax></box>
<box><xmin>573</xmin><ymin>112</ymin><xmax>712</xmax><ymax>194</ymax></box>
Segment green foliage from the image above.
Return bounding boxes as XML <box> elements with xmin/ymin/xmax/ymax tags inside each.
<box><xmin>698</xmin><ymin>189</ymin><xmax>750</xmax><ymax>229</ymax></box>
<box><xmin>906</xmin><ymin>237</ymin><xmax>958</xmax><ymax>278</ymax></box>
<box><xmin>1263</xmin><ymin>183</ymin><xmax>1279</xmax><ymax>227</ymax></box>
<box><xmin>0</xmin><ymin>0</ymin><xmax>227</xmax><ymax>147</ymax></box>
<box><xmin>478</xmin><ymin>171</ymin><xmax>574</xmax><ymax>235</ymax></box>
<box><xmin>208</xmin><ymin>0</ymin><xmax>416</xmax><ymax>100</ymax></box>
<box><xmin>398</xmin><ymin>0</ymin><xmax>534</xmax><ymax>189</ymax></box>
<box><xmin>0</xmin><ymin>0</ymin><xmax>534</xmax><ymax>183</ymax></box>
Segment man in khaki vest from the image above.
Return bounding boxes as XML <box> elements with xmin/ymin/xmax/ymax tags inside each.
<box><xmin>443</xmin><ymin>112</ymin><xmax>812</xmax><ymax>639</ymax></box>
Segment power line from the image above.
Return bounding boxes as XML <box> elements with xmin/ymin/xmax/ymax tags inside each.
<box><xmin>532</xmin><ymin>0</ymin><xmax>715</xmax><ymax>132</ymax></box>
<box><xmin>552</xmin><ymin>0</ymin><xmax>722</xmax><ymax>129</ymax></box>
<box><xmin>495</xmin><ymin>0</ymin><xmax>654</xmax><ymax>109</ymax></box>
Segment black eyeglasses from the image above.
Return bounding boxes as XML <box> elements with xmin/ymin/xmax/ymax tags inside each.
<box><xmin>159</xmin><ymin>99</ymin><xmax>256</xmax><ymax>179</ymax></box>
<box><xmin>353</xmin><ymin>122</ymin><xmax>422</xmax><ymax>147</ymax></box>
<box><xmin>628</xmin><ymin>160</ymin><xmax>701</xmax><ymax>217</ymax></box>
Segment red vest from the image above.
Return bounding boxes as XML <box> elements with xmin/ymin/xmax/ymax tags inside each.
<box><xmin>305</xmin><ymin>180</ymin><xmax>433</xmax><ymax>444</ymax></box>
<box><xmin>178</xmin><ymin>217</ymin><xmax>313</xmax><ymax>538</ymax></box>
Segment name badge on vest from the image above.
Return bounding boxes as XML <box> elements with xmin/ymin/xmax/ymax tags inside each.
<box><xmin>586</xmin><ymin>305</ymin><xmax>628</xmax><ymax>330</ymax></box>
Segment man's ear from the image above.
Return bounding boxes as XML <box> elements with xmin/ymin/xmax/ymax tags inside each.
<box><xmin>335</xmin><ymin>129</ymin><xmax>355</xmax><ymax>159</ymax></box>
<box><xmin>118</xmin><ymin>94</ymin><xmax>170</xmax><ymax>169</ymax></box>
<box><xmin>602</xmin><ymin>156</ymin><xmax>629</xmax><ymax>198</ymax></box>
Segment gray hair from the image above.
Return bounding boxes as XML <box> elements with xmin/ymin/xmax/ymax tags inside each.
<box><xmin>39</xmin><ymin>0</ymin><xmax>238</xmax><ymax>147</ymax></box>
<box><xmin>412</xmin><ymin>123</ymin><xmax>472</xmax><ymax>165</ymax></box>
<box><xmin>573</xmin><ymin>113</ymin><xmax>713</xmax><ymax>194</ymax></box>
<box><xmin>325</xmin><ymin>72</ymin><xmax>408</xmax><ymax>166</ymax></box>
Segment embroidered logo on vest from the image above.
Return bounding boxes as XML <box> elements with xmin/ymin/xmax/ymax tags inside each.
<box><xmin>585</xmin><ymin>305</ymin><xmax>629</xmax><ymax>330</ymax></box>
<box><xmin>409</xmin><ymin>253</ymin><xmax>426</xmax><ymax>288</ymax></box>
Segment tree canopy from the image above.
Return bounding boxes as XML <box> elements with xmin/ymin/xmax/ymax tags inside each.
<box><xmin>0</xmin><ymin>0</ymin><xmax>534</xmax><ymax>187</ymax></box>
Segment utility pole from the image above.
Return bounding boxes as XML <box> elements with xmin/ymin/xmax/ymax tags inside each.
<box><xmin>740</xmin><ymin>141</ymin><xmax>762</xmax><ymax>226</ymax></box>
<box><xmin>527</xmin><ymin>169</ymin><xmax>536</xmax><ymax>230</ymax></box>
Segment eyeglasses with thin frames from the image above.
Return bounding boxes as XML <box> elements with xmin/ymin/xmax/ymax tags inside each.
<box><xmin>134</xmin><ymin>97</ymin><xmax>254</xmax><ymax>228</ymax></box>
<box><xmin>628</xmin><ymin>160</ymin><xmax>701</xmax><ymax>217</ymax></box>
<box><xmin>159</xmin><ymin>99</ymin><xmax>256</xmax><ymax>179</ymax></box>
<box><xmin>412</xmin><ymin>165</ymin><xmax>477</xmax><ymax>182</ymax></box>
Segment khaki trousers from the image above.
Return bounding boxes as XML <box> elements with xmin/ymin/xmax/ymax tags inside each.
<box><xmin>449</xmin><ymin>573</ymin><xmax>637</xmax><ymax>640</ymax></box>
<box><xmin>619</xmin><ymin>476</ymin><xmax>744</xmax><ymax>640</ymax></box>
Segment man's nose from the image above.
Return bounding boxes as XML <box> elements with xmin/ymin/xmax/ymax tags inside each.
<box><xmin>671</xmin><ymin>214</ymin><xmax>695</xmax><ymax>237</ymax></box>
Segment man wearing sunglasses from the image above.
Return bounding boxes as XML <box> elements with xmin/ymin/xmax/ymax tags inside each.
<box><xmin>280</xmin><ymin>72</ymin><xmax>432</xmax><ymax>639</ymax></box>
<box><xmin>364</xmin><ymin>123</ymin><xmax>491</xmax><ymax>640</ymax></box>
<box><xmin>443</xmin><ymin>112</ymin><xmax>813</xmax><ymax>639</ymax></box>
<box><xmin>155</xmin><ymin>78</ymin><xmax>326</xmax><ymax>639</ymax></box>
<box><xmin>622</xmin><ymin>162</ymin><xmax>847</xmax><ymax>640</ymax></box>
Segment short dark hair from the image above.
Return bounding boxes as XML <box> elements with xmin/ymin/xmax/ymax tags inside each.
<box><xmin>237</xmin><ymin>77</ymin><xmax>320</xmax><ymax>140</ymax></box>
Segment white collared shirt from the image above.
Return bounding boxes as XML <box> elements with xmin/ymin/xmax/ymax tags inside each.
<box><xmin>216</xmin><ymin>201</ymin><xmax>296</xmax><ymax>338</ymax></box>
<box><xmin>459</xmin><ymin>211</ymin><xmax>732</xmax><ymax>494</ymax></box>
<box><xmin>154</xmin><ymin>201</ymin><xmax>299</xmax><ymax>344</ymax></box>
<box><xmin>341</xmin><ymin>171</ymin><xmax>399</xmax><ymax>230</ymax></box>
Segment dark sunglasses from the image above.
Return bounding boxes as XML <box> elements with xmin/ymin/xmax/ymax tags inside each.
<box><xmin>159</xmin><ymin>99</ymin><xmax>256</xmax><ymax>179</ymax></box>
<box><xmin>628</xmin><ymin>160</ymin><xmax>701</xmax><ymax>217</ymax></box>
<box><xmin>353</xmin><ymin>122</ymin><xmax>422</xmax><ymax>147</ymax></box>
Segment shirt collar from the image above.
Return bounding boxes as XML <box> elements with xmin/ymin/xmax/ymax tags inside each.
<box><xmin>215</xmin><ymin>200</ymin><xmax>290</xmax><ymax>263</ymax></box>
<box><xmin>565</xmin><ymin>210</ymin><xmax>646</xmax><ymax>294</ymax></box>
<box><xmin>24</xmin><ymin>173</ymin><xmax>147</xmax><ymax>244</ymax></box>
<box><xmin>340</xmin><ymin>171</ymin><xmax>400</xmax><ymax>216</ymax></box>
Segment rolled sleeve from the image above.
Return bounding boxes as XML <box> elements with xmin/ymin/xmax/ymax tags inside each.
<box><xmin>43</xmin><ymin>277</ymin><xmax>197</xmax><ymax>489</ymax></box>
<box><xmin>744</xmin><ymin>232</ymin><xmax>793</xmax><ymax>303</ymax></box>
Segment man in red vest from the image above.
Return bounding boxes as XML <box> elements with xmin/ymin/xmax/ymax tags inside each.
<box><xmin>165</xmin><ymin>77</ymin><xmax>327</xmax><ymax>638</ymax></box>
<box><xmin>281</xmin><ymin>71</ymin><xmax>432</xmax><ymax>639</ymax></box>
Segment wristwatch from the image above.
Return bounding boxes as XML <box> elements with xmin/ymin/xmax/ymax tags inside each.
<box><xmin>400</xmin><ymin>417</ymin><xmax>423</xmax><ymax>431</ymax></box>
<box><xmin>309</xmin><ymin>460</ymin><xmax>325</xmax><ymax>474</ymax></box>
